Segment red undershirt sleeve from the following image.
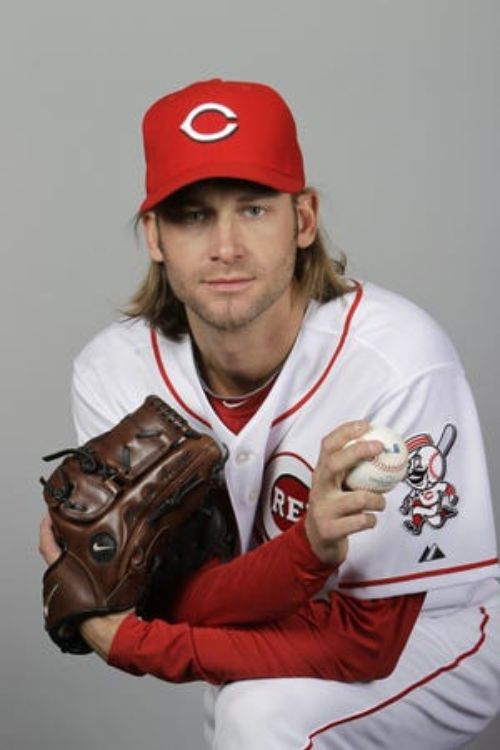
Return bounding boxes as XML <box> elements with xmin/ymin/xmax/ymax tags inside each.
<box><xmin>107</xmin><ymin>518</ymin><xmax>425</xmax><ymax>684</ymax></box>
<box><xmin>159</xmin><ymin>519</ymin><xmax>337</xmax><ymax>626</ymax></box>
<box><xmin>108</xmin><ymin>591</ymin><xmax>425</xmax><ymax>684</ymax></box>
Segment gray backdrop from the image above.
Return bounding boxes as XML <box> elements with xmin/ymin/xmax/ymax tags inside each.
<box><xmin>1</xmin><ymin>1</ymin><xmax>499</xmax><ymax>748</ymax></box>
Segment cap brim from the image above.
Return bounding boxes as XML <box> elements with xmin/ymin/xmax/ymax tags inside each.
<box><xmin>140</xmin><ymin>162</ymin><xmax>305</xmax><ymax>212</ymax></box>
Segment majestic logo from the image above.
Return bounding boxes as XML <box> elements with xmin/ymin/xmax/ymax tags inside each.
<box><xmin>180</xmin><ymin>102</ymin><xmax>239</xmax><ymax>142</ymax></box>
<box><xmin>419</xmin><ymin>544</ymin><xmax>446</xmax><ymax>563</ymax></box>
<box><xmin>400</xmin><ymin>424</ymin><xmax>459</xmax><ymax>535</ymax></box>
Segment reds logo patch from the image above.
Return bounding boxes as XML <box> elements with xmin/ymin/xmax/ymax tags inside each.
<box><xmin>400</xmin><ymin>423</ymin><xmax>459</xmax><ymax>535</ymax></box>
<box><xmin>258</xmin><ymin>452</ymin><xmax>312</xmax><ymax>539</ymax></box>
<box><xmin>271</xmin><ymin>474</ymin><xmax>309</xmax><ymax>531</ymax></box>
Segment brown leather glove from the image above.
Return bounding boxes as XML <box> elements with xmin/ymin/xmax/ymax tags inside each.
<box><xmin>41</xmin><ymin>396</ymin><xmax>235</xmax><ymax>654</ymax></box>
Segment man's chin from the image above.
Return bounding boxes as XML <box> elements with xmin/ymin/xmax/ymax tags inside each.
<box><xmin>189</xmin><ymin>302</ymin><xmax>266</xmax><ymax>333</ymax></box>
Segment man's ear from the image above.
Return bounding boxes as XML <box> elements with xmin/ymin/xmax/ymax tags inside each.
<box><xmin>142</xmin><ymin>212</ymin><xmax>164</xmax><ymax>262</ymax></box>
<box><xmin>296</xmin><ymin>190</ymin><xmax>319</xmax><ymax>249</ymax></box>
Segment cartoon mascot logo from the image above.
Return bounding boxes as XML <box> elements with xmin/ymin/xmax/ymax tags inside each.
<box><xmin>400</xmin><ymin>423</ymin><xmax>459</xmax><ymax>535</ymax></box>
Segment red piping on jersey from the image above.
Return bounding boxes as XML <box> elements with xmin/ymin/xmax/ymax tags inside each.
<box><xmin>150</xmin><ymin>283</ymin><xmax>363</xmax><ymax>431</ymax></box>
<box><xmin>338</xmin><ymin>557</ymin><xmax>499</xmax><ymax>590</ymax></box>
<box><xmin>150</xmin><ymin>328</ymin><xmax>212</xmax><ymax>429</ymax></box>
<box><xmin>264</xmin><ymin>451</ymin><xmax>314</xmax><ymax>473</ymax></box>
<box><xmin>302</xmin><ymin>606</ymin><xmax>490</xmax><ymax>749</ymax></box>
<box><xmin>272</xmin><ymin>282</ymin><xmax>364</xmax><ymax>427</ymax></box>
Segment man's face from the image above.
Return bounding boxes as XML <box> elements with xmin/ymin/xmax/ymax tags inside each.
<box><xmin>143</xmin><ymin>179</ymin><xmax>317</xmax><ymax>334</ymax></box>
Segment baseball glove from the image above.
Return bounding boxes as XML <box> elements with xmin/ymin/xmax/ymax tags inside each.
<box><xmin>40</xmin><ymin>395</ymin><xmax>235</xmax><ymax>655</ymax></box>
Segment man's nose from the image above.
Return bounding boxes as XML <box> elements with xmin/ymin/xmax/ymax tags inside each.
<box><xmin>209</xmin><ymin>215</ymin><xmax>243</xmax><ymax>262</ymax></box>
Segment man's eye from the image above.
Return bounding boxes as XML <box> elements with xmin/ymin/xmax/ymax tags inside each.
<box><xmin>244</xmin><ymin>205</ymin><xmax>265</xmax><ymax>217</ymax></box>
<box><xmin>183</xmin><ymin>209</ymin><xmax>207</xmax><ymax>223</ymax></box>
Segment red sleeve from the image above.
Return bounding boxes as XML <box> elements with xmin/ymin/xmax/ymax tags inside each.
<box><xmin>108</xmin><ymin>591</ymin><xmax>425</xmax><ymax>683</ymax></box>
<box><xmin>109</xmin><ymin>516</ymin><xmax>425</xmax><ymax>683</ymax></box>
<box><xmin>161</xmin><ymin>519</ymin><xmax>337</xmax><ymax>626</ymax></box>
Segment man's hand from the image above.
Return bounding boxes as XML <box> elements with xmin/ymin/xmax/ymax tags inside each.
<box><xmin>305</xmin><ymin>421</ymin><xmax>386</xmax><ymax>566</ymax></box>
<box><xmin>38</xmin><ymin>514</ymin><xmax>132</xmax><ymax>659</ymax></box>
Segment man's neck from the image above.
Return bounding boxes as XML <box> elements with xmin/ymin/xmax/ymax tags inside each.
<box><xmin>189</xmin><ymin>296</ymin><xmax>308</xmax><ymax>398</ymax></box>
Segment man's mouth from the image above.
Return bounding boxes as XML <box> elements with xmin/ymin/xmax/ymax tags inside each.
<box><xmin>202</xmin><ymin>277</ymin><xmax>254</xmax><ymax>291</ymax></box>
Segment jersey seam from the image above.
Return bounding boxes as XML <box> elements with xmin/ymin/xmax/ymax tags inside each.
<box><xmin>347</xmin><ymin>331</ymin><xmax>461</xmax><ymax>382</ymax></box>
<box><xmin>362</xmin><ymin>361</ymin><xmax>466</xmax><ymax>414</ymax></box>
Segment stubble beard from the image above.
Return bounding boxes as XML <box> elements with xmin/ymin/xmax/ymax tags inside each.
<box><xmin>166</xmin><ymin>253</ymin><xmax>297</xmax><ymax>334</ymax></box>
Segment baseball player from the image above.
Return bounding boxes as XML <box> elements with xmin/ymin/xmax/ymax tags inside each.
<box><xmin>39</xmin><ymin>79</ymin><xmax>500</xmax><ymax>749</ymax></box>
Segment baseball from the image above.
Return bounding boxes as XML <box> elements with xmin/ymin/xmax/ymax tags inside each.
<box><xmin>344</xmin><ymin>425</ymin><xmax>408</xmax><ymax>493</ymax></box>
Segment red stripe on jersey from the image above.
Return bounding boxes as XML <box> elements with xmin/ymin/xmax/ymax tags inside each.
<box><xmin>272</xmin><ymin>282</ymin><xmax>364</xmax><ymax>427</ymax></box>
<box><xmin>303</xmin><ymin>607</ymin><xmax>490</xmax><ymax>749</ymax></box>
<box><xmin>150</xmin><ymin>328</ymin><xmax>212</xmax><ymax>428</ymax></box>
<box><xmin>265</xmin><ymin>451</ymin><xmax>314</xmax><ymax>473</ymax></box>
<box><xmin>338</xmin><ymin>557</ymin><xmax>500</xmax><ymax>590</ymax></box>
<box><xmin>150</xmin><ymin>285</ymin><xmax>363</xmax><ymax>431</ymax></box>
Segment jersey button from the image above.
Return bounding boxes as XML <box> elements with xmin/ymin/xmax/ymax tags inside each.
<box><xmin>235</xmin><ymin>451</ymin><xmax>252</xmax><ymax>464</ymax></box>
<box><xmin>249</xmin><ymin>490</ymin><xmax>258</xmax><ymax>502</ymax></box>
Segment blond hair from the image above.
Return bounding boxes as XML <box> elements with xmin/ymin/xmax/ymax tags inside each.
<box><xmin>125</xmin><ymin>187</ymin><xmax>352</xmax><ymax>341</ymax></box>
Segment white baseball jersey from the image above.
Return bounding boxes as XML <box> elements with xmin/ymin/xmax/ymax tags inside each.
<box><xmin>72</xmin><ymin>280</ymin><xmax>500</xmax><ymax>749</ymax></box>
<box><xmin>73</xmin><ymin>281</ymin><xmax>499</xmax><ymax>605</ymax></box>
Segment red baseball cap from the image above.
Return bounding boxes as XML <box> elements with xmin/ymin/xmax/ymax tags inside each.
<box><xmin>140</xmin><ymin>79</ymin><xmax>306</xmax><ymax>212</ymax></box>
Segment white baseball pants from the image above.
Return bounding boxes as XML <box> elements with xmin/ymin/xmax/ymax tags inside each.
<box><xmin>204</xmin><ymin>587</ymin><xmax>500</xmax><ymax>749</ymax></box>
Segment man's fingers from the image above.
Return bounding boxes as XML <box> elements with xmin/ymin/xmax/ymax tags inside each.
<box><xmin>306</xmin><ymin>423</ymin><xmax>388</xmax><ymax>565</ymax></box>
<box><xmin>307</xmin><ymin>508</ymin><xmax>381</xmax><ymax>558</ymax></box>
<box><xmin>318</xmin><ymin>421</ymin><xmax>388</xmax><ymax>480</ymax></box>
<box><xmin>324</xmin><ymin>512</ymin><xmax>379</xmax><ymax>539</ymax></box>
<box><xmin>39</xmin><ymin>514</ymin><xmax>62</xmax><ymax>566</ymax></box>
<box><xmin>319</xmin><ymin>490</ymin><xmax>386</xmax><ymax>519</ymax></box>
<box><xmin>316</xmin><ymin>437</ymin><xmax>385</xmax><ymax>485</ymax></box>
<box><xmin>319</xmin><ymin>420</ymin><xmax>371</xmax><ymax>455</ymax></box>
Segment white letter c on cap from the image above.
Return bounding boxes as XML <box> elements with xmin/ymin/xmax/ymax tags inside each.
<box><xmin>180</xmin><ymin>102</ymin><xmax>238</xmax><ymax>142</ymax></box>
